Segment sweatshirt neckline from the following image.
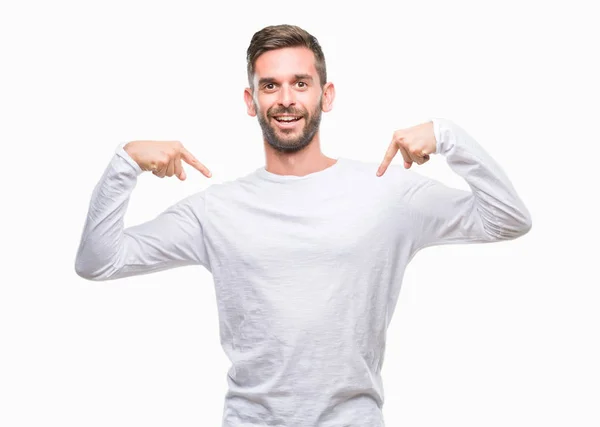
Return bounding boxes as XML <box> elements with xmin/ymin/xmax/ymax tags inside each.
<box><xmin>254</xmin><ymin>157</ymin><xmax>344</xmax><ymax>182</ymax></box>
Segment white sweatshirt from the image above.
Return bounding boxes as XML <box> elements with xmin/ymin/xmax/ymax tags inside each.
<box><xmin>75</xmin><ymin>118</ymin><xmax>532</xmax><ymax>427</ymax></box>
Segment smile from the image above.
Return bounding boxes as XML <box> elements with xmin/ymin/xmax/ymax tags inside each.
<box><xmin>273</xmin><ymin>116</ymin><xmax>303</xmax><ymax>128</ymax></box>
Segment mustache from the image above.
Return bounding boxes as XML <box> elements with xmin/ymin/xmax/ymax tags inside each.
<box><xmin>269</xmin><ymin>108</ymin><xmax>305</xmax><ymax>117</ymax></box>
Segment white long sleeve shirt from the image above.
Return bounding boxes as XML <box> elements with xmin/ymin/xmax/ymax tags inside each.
<box><xmin>75</xmin><ymin>118</ymin><xmax>532</xmax><ymax>427</ymax></box>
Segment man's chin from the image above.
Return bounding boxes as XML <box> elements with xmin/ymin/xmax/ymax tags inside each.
<box><xmin>265</xmin><ymin>136</ymin><xmax>309</xmax><ymax>153</ymax></box>
<box><xmin>270</xmin><ymin>124</ymin><xmax>303</xmax><ymax>139</ymax></box>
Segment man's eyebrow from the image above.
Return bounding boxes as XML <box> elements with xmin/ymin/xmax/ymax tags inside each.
<box><xmin>258</xmin><ymin>74</ymin><xmax>314</xmax><ymax>86</ymax></box>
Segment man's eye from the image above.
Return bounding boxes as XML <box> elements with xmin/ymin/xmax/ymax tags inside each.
<box><xmin>263</xmin><ymin>82</ymin><xmax>306</xmax><ymax>90</ymax></box>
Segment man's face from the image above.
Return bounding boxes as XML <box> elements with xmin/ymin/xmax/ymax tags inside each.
<box><xmin>244</xmin><ymin>47</ymin><xmax>330</xmax><ymax>154</ymax></box>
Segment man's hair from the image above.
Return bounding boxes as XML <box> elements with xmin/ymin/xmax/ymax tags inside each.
<box><xmin>246</xmin><ymin>24</ymin><xmax>327</xmax><ymax>91</ymax></box>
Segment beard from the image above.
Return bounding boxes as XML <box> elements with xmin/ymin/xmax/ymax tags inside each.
<box><xmin>255</xmin><ymin>96</ymin><xmax>322</xmax><ymax>154</ymax></box>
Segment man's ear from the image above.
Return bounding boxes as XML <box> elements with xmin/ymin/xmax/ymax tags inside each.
<box><xmin>244</xmin><ymin>88</ymin><xmax>257</xmax><ymax>117</ymax></box>
<box><xmin>321</xmin><ymin>82</ymin><xmax>335</xmax><ymax>112</ymax></box>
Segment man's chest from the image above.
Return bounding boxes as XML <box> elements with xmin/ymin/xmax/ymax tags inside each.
<box><xmin>206</xmin><ymin>193</ymin><xmax>411</xmax><ymax>274</ymax></box>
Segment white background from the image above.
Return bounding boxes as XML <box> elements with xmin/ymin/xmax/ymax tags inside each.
<box><xmin>1</xmin><ymin>0</ymin><xmax>598</xmax><ymax>426</ymax></box>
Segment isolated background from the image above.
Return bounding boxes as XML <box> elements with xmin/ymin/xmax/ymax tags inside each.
<box><xmin>1</xmin><ymin>0</ymin><xmax>598</xmax><ymax>426</ymax></box>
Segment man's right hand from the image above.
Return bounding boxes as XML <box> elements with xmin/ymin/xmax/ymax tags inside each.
<box><xmin>123</xmin><ymin>140</ymin><xmax>212</xmax><ymax>180</ymax></box>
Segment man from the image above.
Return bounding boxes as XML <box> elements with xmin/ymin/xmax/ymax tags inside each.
<box><xmin>75</xmin><ymin>24</ymin><xmax>532</xmax><ymax>427</ymax></box>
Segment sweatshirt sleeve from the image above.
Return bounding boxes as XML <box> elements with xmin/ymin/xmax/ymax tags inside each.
<box><xmin>406</xmin><ymin>117</ymin><xmax>532</xmax><ymax>253</ymax></box>
<box><xmin>74</xmin><ymin>143</ymin><xmax>211</xmax><ymax>281</ymax></box>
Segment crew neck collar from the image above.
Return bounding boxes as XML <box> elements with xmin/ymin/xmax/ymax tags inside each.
<box><xmin>254</xmin><ymin>157</ymin><xmax>344</xmax><ymax>182</ymax></box>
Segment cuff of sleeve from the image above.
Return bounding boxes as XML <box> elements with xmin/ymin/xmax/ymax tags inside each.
<box><xmin>429</xmin><ymin>117</ymin><xmax>455</xmax><ymax>156</ymax></box>
<box><xmin>115</xmin><ymin>142</ymin><xmax>144</xmax><ymax>176</ymax></box>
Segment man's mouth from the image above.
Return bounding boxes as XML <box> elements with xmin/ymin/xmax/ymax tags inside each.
<box><xmin>272</xmin><ymin>115</ymin><xmax>303</xmax><ymax>128</ymax></box>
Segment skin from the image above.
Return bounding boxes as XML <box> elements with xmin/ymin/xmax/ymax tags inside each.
<box><xmin>124</xmin><ymin>140</ymin><xmax>211</xmax><ymax>179</ymax></box>
<box><xmin>377</xmin><ymin>121</ymin><xmax>437</xmax><ymax>175</ymax></box>
<box><xmin>244</xmin><ymin>46</ymin><xmax>337</xmax><ymax>177</ymax></box>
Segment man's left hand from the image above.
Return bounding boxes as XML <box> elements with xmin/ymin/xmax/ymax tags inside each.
<box><xmin>377</xmin><ymin>121</ymin><xmax>436</xmax><ymax>176</ymax></box>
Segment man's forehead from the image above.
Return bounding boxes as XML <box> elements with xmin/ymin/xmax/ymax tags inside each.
<box><xmin>253</xmin><ymin>47</ymin><xmax>317</xmax><ymax>80</ymax></box>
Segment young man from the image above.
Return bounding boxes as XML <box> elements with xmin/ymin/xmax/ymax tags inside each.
<box><xmin>75</xmin><ymin>24</ymin><xmax>532</xmax><ymax>427</ymax></box>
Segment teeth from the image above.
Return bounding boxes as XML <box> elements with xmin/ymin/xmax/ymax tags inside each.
<box><xmin>275</xmin><ymin>116</ymin><xmax>300</xmax><ymax>122</ymax></box>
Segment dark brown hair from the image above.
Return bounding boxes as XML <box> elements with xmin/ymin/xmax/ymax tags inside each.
<box><xmin>246</xmin><ymin>24</ymin><xmax>327</xmax><ymax>90</ymax></box>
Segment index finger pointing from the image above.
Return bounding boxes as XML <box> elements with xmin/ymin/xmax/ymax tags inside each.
<box><xmin>376</xmin><ymin>142</ymin><xmax>398</xmax><ymax>176</ymax></box>
<box><xmin>181</xmin><ymin>147</ymin><xmax>212</xmax><ymax>178</ymax></box>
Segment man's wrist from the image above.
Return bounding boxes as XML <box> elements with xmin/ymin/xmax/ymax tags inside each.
<box><xmin>115</xmin><ymin>141</ymin><xmax>144</xmax><ymax>175</ymax></box>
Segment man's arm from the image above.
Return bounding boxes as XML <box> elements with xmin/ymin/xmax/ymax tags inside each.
<box><xmin>74</xmin><ymin>144</ymin><xmax>211</xmax><ymax>281</ymax></box>
<box><xmin>404</xmin><ymin>118</ymin><xmax>532</xmax><ymax>252</ymax></box>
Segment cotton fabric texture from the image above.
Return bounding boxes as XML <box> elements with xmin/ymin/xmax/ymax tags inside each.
<box><xmin>75</xmin><ymin>118</ymin><xmax>532</xmax><ymax>426</ymax></box>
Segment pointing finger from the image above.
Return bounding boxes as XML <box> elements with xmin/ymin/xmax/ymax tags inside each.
<box><xmin>180</xmin><ymin>147</ymin><xmax>212</xmax><ymax>178</ymax></box>
<box><xmin>376</xmin><ymin>142</ymin><xmax>398</xmax><ymax>176</ymax></box>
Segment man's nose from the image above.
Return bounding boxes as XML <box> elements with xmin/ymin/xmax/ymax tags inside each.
<box><xmin>277</xmin><ymin>84</ymin><xmax>295</xmax><ymax>108</ymax></box>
